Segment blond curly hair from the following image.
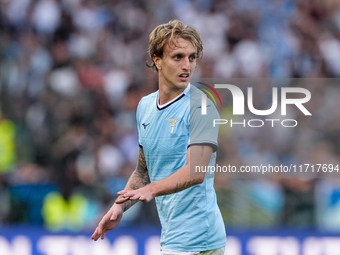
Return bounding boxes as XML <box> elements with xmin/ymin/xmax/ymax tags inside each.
<box><xmin>147</xmin><ymin>20</ymin><xmax>203</xmax><ymax>72</ymax></box>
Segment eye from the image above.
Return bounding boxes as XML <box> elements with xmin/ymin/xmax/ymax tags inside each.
<box><xmin>174</xmin><ymin>55</ymin><xmax>181</xmax><ymax>60</ymax></box>
<box><xmin>189</xmin><ymin>55</ymin><xmax>196</xmax><ymax>62</ymax></box>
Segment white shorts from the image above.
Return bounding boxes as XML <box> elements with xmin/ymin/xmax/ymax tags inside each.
<box><xmin>161</xmin><ymin>247</ymin><xmax>225</xmax><ymax>255</ymax></box>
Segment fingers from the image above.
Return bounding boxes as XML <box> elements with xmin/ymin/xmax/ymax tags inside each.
<box><xmin>91</xmin><ymin>227</ymin><xmax>101</xmax><ymax>241</ymax></box>
<box><xmin>116</xmin><ymin>188</ymin><xmax>152</xmax><ymax>203</ymax></box>
<box><xmin>116</xmin><ymin>190</ymin><xmax>140</xmax><ymax>203</ymax></box>
<box><xmin>116</xmin><ymin>190</ymin><xmax>131</xmax><ymax>204</ymax></box>
<box><xmin>117</xmin><ymin>189</ymin><xmax>152</xmax><ymax>202</ymax></box>
<box><xmin>92</xmin><ymin>208</ymin><xmax>123</xmax><ymax>242</ymax></box>
<box><xmin>101</xmin><ymin>229</ymin><xmax>107</xmax><ymax>240</ymax></box>
<box><xmin>129</xmin><ymin>194</ymin><xmax>141</xmax><ymax>200</ymax></box>
<box><xmin>117</xmin><ymin>189</ymin><xmax>140</xmax><ymax>198</ymax></box>
<box><xmin>117</xmin><ymin>190</ymin><xmax>125</xmax><ymax>195</ymax></box>
<box><xmin>91</xmin><ymin>229</ymin><xmax>97</xmax><ymax>240</ymax></box>
<box><xmin>139</xmin><ymin>196</ymin><xmax>146</xmax><ymax>202</ymax></box>
<box><xmin>115</xmin><ymin>196</ymin><xmax>130</xmax><ymax>204</ymax></box>
<box><xmin>92</xmin><ymin>223</ymin><xmax>110</xmax><ymax>241</ymax></box>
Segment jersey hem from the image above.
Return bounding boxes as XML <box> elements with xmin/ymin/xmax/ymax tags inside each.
<box><xmin>161</xmin><ymin>242</ymin><xmax>226</xmax><ymax>252</ymax></box>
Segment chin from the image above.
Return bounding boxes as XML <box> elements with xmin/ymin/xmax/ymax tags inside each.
<box><xmin>176</xmin><ymin>81</ymin><xmax>189</xmax><ymax>89</ymax></box>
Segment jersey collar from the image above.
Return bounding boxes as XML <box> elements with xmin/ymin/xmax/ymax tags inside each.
<box><xmin>157</xmin><ymin>84</ymin><xmax>190</xmax><ymax>110</ymax></box>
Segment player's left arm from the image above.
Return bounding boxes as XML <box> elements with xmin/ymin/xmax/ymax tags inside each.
<box><xmin>116</xmin><ymin>145</ymin><xmax>211</xmax><ymax>203</ymax></box>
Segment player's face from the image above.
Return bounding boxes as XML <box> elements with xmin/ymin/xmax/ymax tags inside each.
<box><xmin>154</xmin><ymin>37</ymin><xmax>197</xmax><ymax>91</ymax></box>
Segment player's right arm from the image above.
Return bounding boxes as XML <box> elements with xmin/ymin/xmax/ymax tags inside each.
<box><xmin>91</xmin><ymin>147</ymin><xmax>149</xmax><ymax>241</ymax></box>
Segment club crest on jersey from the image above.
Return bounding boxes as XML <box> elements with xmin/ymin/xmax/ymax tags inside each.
<box><xmin>166</xmin><ymin>118</ymin><xmax>181</xmax><ymax>134</ymax></box>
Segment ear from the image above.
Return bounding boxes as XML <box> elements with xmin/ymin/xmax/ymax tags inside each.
<box><xmin>153</xmin><ymin>54</ymin><xmax>162</xmax><ymax>70</ymax></box>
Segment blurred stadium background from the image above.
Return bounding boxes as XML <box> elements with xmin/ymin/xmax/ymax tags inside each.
<box><xmin>1</xmin><ymin>0</ymin><xmax>340</xmax><ymax>254</ymax></box>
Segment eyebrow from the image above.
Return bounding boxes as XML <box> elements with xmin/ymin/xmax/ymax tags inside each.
<box><xmin>170</xmin><ymin>50</ymin><xmax>197</xmax><ymax>56</ymax></box>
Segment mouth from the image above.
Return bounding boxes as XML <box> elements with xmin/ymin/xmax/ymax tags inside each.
<box><xmin>179</xmin><ymin>73</ymin><xmax>190</xmax><ymax>80</ymax></box>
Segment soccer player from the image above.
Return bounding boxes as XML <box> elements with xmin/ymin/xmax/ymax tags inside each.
<box><xmin>91</xmin><ymin>20</ymin><xmax>226</xmax><ymax>255</ymax></box>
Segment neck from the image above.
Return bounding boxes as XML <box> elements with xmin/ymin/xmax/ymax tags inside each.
<box><xmin>158</xmin><ymin>87</ymin><xmax>185</xmax><ymax>105</ymax></box>
<box><xmin>158</xmin><ymin>75</ymin><xmax>188</xmax><ymax>105</ymax></box>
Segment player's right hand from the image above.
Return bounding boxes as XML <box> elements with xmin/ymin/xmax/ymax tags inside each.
<box><xmin>91</xmin><ymin>205</ymin><xmax>123</xmax><ymax>241</ymax></box>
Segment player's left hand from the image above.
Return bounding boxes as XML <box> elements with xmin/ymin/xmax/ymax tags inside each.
<box><xmin>116</xmin><ymin>186</ymin><xmax>155</xmax><ymax>203</ymax></box>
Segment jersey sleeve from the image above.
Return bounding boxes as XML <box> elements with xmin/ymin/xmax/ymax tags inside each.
<box><xmin>188</xmin><ymin>99</ymin><xmax>220</xmax><ymax>152</ymax></box>
<box><xmin>136</xmin><ymin>99</ymin><xmax>143</xmax><ymax>148</ymax></box>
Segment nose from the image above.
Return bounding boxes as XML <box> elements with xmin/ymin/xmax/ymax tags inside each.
<box><xmin>182</xmin><ymin>57</ymin><xmax>190</xmax><ymax>70</ymax></box>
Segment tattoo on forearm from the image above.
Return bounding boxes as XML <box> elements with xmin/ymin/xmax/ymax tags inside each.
<box><xmin>122</xmin><ymin>200</ymin><xmax>137</xmax><ymax>212</ymax></box>
<box><xmin>173</xmin><ymin>179</ymin><xmax>200</xmax><ymax>193</ymax></box>
<box><xmin>127</xmin><ymin>148</ymin><xmax>150</xmax><ymax>190</ymax></box>
<box><xmin>121</xmin><ymin>148</ymin><xmax>150</xmax><ymax>212</ymax></box>
<box><xmin>138</xmin><ymin>148</ymin><xmax>147</xmax><ymax>171</ymax></box>
<box><xmin>134</xmin><ymin>148</ymin><xmax>150</xmax><ymax>186</ymax></box>
<box><xmin>129</xmin><ymin>183</ymin><xmax>140</xmax><ymax>190</ymax></box>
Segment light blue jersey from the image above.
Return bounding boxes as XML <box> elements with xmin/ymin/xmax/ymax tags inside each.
<box><xmin>136</xmin><ymin>84</ymin><xmax>226</xmax><ymax>252</ymax></box>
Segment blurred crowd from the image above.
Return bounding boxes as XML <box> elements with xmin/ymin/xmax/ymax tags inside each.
<box><xmin>1</xmin><ymin>0</ymin><xmax>340</xmax><ymax>231</ymax></box>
